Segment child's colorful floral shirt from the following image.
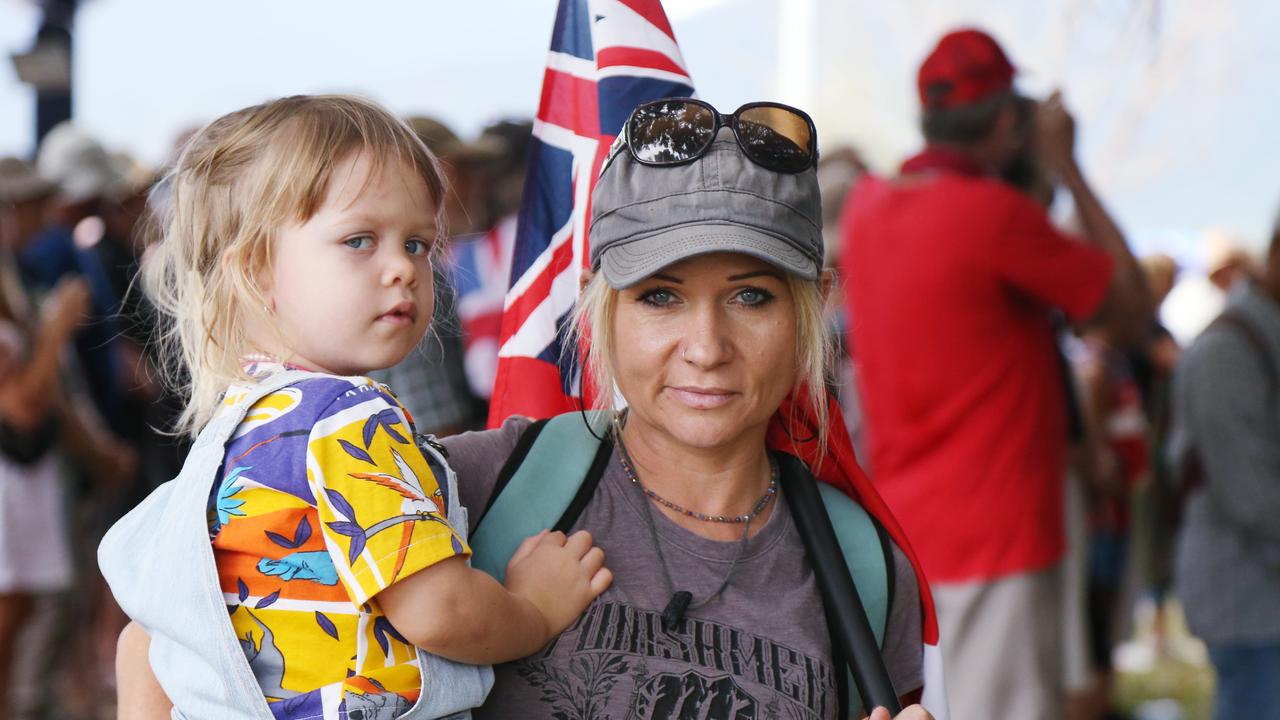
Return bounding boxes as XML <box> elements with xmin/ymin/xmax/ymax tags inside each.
<box><xmin>207</xmin><ymin>364</ymin><xmax>468</xmax><ymax>719</ymax></box>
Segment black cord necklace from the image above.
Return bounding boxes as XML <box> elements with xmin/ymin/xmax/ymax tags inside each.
<box><xmin>612</xmin><ymin>417</ymin><xmax>778</xmax><ymax>631</ymax></box>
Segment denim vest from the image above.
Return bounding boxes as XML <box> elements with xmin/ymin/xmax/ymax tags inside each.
<box><xmin>99</xmin><ymin>370</ymin><xmax>493</xmax><ymax>720</ymax></box>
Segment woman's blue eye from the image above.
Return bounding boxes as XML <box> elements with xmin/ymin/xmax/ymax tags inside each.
<box><xmin>405</xmin><ymin>238</ymin><xmax>430</xmax><ymax>256</ymax></box>
<box><xmin>344</xmin><ymin>236</ymin><xmax>373</xmax><ymax>250</ymax></box>
<box><xmin>736</xmin><ymin>287</ymin><xmax>775</xmax><ymax>306</ymax></box>
<box><xmin>638</xmin><ymin>288</ymin><xmax>677</xmax><ymax>307</ymax></box>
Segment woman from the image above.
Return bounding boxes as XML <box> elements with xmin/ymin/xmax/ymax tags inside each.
<box><xmin>449</xmin><ymin>99</ymin><xmax>931</xmax><ymax>720</ymax></box>
<box><xmin>119</xmin><ymin>100</ymin><xmax>934</xmax><ymax>719</ymax></box>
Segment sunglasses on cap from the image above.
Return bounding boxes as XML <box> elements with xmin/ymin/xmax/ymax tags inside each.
<box><xmin>617</xmin><ymin>99</ymin><xmax>818</xmax><ymax>174</ymax></box>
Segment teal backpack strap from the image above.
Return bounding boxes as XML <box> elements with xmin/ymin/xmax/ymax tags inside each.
<box><xmin>815</xmin><ymin>482</ymin><xmax>891</xmax><ymax>646</ymax></box>
<box><xmin>469</xmin><ymin>411</ymin><xmax>613</xmax><ymax>583</ymax></box>
<box><xmin>780</xmin><ymin>453</ymin><xmax>892</xmax><ymax>717</ymax></box>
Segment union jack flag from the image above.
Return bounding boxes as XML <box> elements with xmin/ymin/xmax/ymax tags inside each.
<box><xmin>486</xmin><ymin>0</ymin><xmax>694</xmax><ymax>426</ymax></box>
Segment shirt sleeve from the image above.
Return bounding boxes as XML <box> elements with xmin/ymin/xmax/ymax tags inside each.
<box><xmin>988</xmin><ymin>195</ymin><xmax>1114</xmax><ymax>321</ymax></box>
<box><xmin>1180</xmin><ymin>327</ymin><xmax>1280</xmax><ymax>547</ymax></box>
<box><xmin>439</xmin><ymin>415</ymin><xmax>534</xmax><ymax>535</ymax></box>
<box><xmin>882</xmin><ymin>542</ymin><xmax>924</xmax><ymax>697</ymax></box>
<box><xmin>308</xmin><ymin>385</ymin><xmax>470</xmax><ymax>606</ymax></box>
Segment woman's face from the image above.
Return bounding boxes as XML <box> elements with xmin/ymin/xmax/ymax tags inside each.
<box><xmin>612</xmin><ymin>252</ymin><xmax>798</xmax><ymax>451</ymax></box>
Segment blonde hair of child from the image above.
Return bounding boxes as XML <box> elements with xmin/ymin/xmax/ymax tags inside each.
<box><xmin>143</xmin><ymin>94</ymin><xmax>447</xmax><ymax>437</ymax></box>
<box><xmin>571</xmin><ymin>269</ymin><xmax>835</xmax><ymax>456</ymax></box>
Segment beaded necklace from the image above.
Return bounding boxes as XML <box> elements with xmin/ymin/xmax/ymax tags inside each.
<box><xmin>612</xmin><ymin>416</ymin><xmax>778</xmax><ymax>630</ymax></box>
<box><xmin>613</xmin><ymin>418</ymin><xmax>777</xmax><ymax>524</ymax></box>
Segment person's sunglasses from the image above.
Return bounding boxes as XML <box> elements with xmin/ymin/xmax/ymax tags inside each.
<box><xmin>620</xmin><ymin>98</ymin><xmax>818</xmax><ymax>174</ymax></box>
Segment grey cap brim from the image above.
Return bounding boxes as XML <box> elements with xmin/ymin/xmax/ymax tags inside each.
<box><xmin>598</xmin><ymin>221</ymin><xmax>819</xmax><ymax>289</ymax></box>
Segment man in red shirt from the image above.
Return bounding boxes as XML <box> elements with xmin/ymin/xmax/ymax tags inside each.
<box><xmin>842</xmin><ymin>28</ymin><xmax>1148</xmax><ymax>720</ymax></box>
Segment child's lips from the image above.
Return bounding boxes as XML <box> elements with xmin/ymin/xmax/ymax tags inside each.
<box><xmin>377</xmin><ymin>302</ymin><xmax>417</xmax><ymax>325</ymax></box>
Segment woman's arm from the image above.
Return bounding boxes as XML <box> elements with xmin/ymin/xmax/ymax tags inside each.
<box><xmin>56</xmin><ymin>390</ymin><xmax>137</xmax><ymax>486</ymax></box>
<box><xmin>116</xmin><ymin>622</ymin><xmax>174</xmax><ymax>720</ymax></box>
<box><xmin>880</xmin><ymin>543</ymin><xmax>924</xmax><ymax>701</ymax></box>
<box><xmin>0</xmin><ymin>278</ymin><xmax>89</xmax><ymax>428</ymax></box>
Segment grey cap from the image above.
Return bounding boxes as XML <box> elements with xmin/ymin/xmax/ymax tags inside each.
<box><xmin>589</xmin><ymin>127</ymin><xmax>822</xmax><ymax>289</ymax></box>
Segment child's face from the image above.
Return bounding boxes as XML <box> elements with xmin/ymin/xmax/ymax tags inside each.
<box><xmin>262</xmin><ymin>151</ymin><xmax>438</xmax><ymax>376</ymax></box>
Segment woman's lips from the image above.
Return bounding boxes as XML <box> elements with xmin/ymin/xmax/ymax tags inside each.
<box><xmin>667</xmin><ymin>386</ymin><xmax>736</xmax><ymax>410</ymax></box>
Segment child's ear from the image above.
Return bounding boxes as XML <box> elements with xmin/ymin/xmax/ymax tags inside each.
<box><xmin>223</xmin><ymin>245</ymin><xmax>274</xmax><ymax>312</ymax></box>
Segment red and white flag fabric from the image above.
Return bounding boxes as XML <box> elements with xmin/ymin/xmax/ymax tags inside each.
<box><xmin>488</xmin><ymin>0</ymin><xmax>946</xmax><ymax>715</ymax></box>
<box><xmin>487</xmin><ymin>0</ymin><xmax>695</xmax><ymax>425</ymax></box>
<box><xmin>450</xmin><ymin>218</ymin><xmax>517</xmax><ymax>399</ymax></box>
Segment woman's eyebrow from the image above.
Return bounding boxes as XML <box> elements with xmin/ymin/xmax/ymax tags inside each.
<box><xmin>651</xmin><ymin>273</ymin><xmax>683</xmax><ymax>284</ymax></box>
<box><xmin>726</xmin><ymin>270</ymin><xmax>783</xmax><ymax>281</ymax></box>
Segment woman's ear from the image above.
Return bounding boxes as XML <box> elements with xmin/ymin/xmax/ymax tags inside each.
<box><xmin>819</xmin><ymin>268</ymin><xmax>836</xmax><ymax>303</ymax></box>
<box><xmin>579</xmin><ymin>268</ymin><xmax>595</xmax><ymax>297</ymax></box>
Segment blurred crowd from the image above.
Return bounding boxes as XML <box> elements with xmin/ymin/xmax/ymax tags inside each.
<box><xmin>1</xmin><ymin>26</ymin><xmax>1276</xmax><ymax>720</ymax></box>
<box><xmin>0</xmin><ymin>113</ymin><xmax>533</xmax><ymax>719</ymax></box>
<box><xmin>823</xmin><ymin>29</ymin><xmax>1276</xmax><ymax>720</ymax></box>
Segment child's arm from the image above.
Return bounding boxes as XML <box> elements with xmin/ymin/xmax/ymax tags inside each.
<box><xmin>116</xmin><ymin>621</ymin><xmax>175</xmax><ymax>720</ymax></box>
<box><xmin>378</xmin><ymin>529</ymin><xmax>611</xmax><ymax>665</ymax></box>
<box><xmin>112</xmin><ymin>532</ymin><xmax>607</xmax><ymax>716</ymax></box>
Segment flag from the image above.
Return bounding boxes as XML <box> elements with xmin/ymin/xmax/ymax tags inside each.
<box><xmin>770</xmin><ymin>389</ymin><xmax>949</xmax><ymax>719</ymax></box>
<box><xmin>450</xmin><ymin>218</ymin><xmax>517</xmax><ymax>399</ymax></box>
<box><xmin>487</xmin><ymin>0</ymin><xmax>695</xmax><ymax>426</ymax></box>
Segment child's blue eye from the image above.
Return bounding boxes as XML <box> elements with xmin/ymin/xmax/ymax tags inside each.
<box><xmin>405</xmin><ymin>238</ymin><xmax>430</xmax><ymax>256</ymax></box>
<box><xmin>344</xmin><ymin>236</ymin><xmax>373</xmax><ymax>250</ymax></box>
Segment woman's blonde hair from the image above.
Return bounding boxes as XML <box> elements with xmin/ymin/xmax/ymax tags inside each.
<box><xmin>571</xmin><ymin>267</ymin><xmax>836</xmax><ymax>453</ymax></box>
<box><xmin>143</xmin><ymin>94</ymin><xmax>446</xmax><ymax>437</ymax></box>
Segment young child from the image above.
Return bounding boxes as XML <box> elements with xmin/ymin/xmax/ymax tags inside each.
<box><xmin>99</xmin><ymin>95</ymin><xmax>611</xmax><ymax>720</ymax></box>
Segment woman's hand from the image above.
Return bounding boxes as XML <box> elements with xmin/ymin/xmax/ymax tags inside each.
<box><xmin>869</xmin><ymin>705</ymin><xmax>933</xmax><ymax>720</ymax></box>
<box><xmin>505</xmin><ymin>529</ymin><xmax>613</xmax><ymax>637</ymax></box>
<box><xmin>0</xmin><ymin>322</ymin><xmax>21</xmax><ymax>381</ymax></box>
<box><xmin>39</xmin><ymin>276</ymin><xmax>91</xmax><ymax>342</ymax></box>
<box><xmin>94</xmin><ymin>436</ymin><xmax>139</xmax><ymax>488</ymax></box>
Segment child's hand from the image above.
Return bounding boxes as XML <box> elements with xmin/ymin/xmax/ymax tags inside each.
<box><xmin>505</xmin><ymin>530</ymin><xmax>612</xmax><ymax>638</ymax></box>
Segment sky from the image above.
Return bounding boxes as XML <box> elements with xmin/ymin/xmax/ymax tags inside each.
<box><xmin>3</xmin><ymin>0</ymin><xmax>1278</xmax><ymax>272</ymax></box>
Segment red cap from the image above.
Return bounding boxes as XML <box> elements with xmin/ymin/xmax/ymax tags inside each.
<box><xmin>917</xmin><ymin>28</ymin><xmax>1016</xmax><ymax>110</ymax></box>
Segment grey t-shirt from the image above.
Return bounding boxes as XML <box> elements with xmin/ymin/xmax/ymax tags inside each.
<box><xmin>442</xmin><ymin>417</ymin><xmax>922</xmax><ymax>720</ymax></box>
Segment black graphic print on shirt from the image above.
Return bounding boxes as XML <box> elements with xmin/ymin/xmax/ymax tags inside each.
<box><xmin>514</xmin><ymin>601</ymin><xmax>836</xmax><ymax>720</ymax></box>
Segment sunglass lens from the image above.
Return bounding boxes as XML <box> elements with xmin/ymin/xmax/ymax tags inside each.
<box><xmin>628</xmin><ymin>101</ymin><xmax>716</xmax><ymax>165</ymax></box>
<box><xmin>736</xmin><ymin>106</ymin><xmax>813</xmax><ymax>172</ymax></box>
